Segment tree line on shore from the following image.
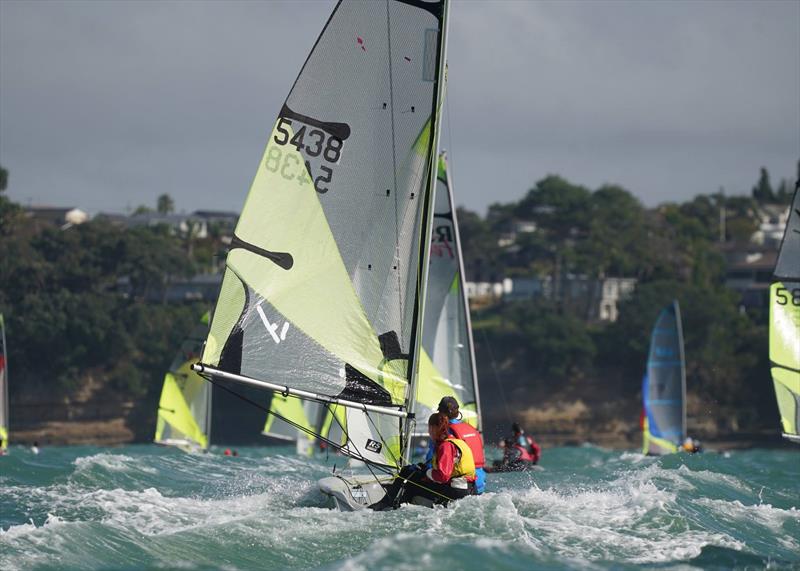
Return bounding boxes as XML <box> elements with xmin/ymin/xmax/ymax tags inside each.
<box><xmin>0</xmin><ymin>164</ymin><xmax>793</xmax><ymax>435</ymax></box>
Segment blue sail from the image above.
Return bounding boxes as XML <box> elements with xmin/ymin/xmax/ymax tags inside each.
<box><xmin>642</xmin><ymin>300</ymin><xmax>686</xmax><ymax>455</ymax></box>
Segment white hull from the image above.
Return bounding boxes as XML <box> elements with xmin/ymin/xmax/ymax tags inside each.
<box><xmin>318</xmin><ymin>473</ymin><xmax>439</xmax><ymax>511</ymax></box>
<box><xmin>318</xmin><ymin>474</ymin><xmax>390</xmax><ymax>511</ymax></box>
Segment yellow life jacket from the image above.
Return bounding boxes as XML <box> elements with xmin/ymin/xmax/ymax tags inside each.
<box><xmin>433</xmin><ymin>437</ymin><xmax>476</xmax><ymax>480</ymax></box>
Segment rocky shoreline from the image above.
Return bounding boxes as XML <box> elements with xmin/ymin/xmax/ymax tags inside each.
<box><xmin>8</xmin><ymin>401</ymin><xmax>789</xmax><ymax>451</ymax></box>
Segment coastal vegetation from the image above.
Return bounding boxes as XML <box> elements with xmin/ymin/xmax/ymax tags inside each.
<box><xmin>0</xmin><ymin>163</ymin><xmax>793</xmax><ymax>442</ymax></box>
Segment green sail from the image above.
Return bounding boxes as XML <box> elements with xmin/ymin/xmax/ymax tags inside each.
<box><xmin>199</xmin><ymin>0</ymin><xmax>449</xmax><ymax>468</ymax></box>
<box><xmin>155</xmin><ymin>313</ymin><xmax>212</xmax><ymax>451</ymax></box>
<box><xmin>769</xmin><ymin>185</ymin><xmax>800</xmax><ymax>443</ymax></box>
<box><xmin>0</xmin><ymin>314</ymin><xmax>8</xmax><ymax>451</ymax></box>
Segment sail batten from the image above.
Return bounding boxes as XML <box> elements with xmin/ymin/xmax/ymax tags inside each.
<box><xmin>769</xmin><ymin>182</ymin><xmax>800</xmax><ymax>443</ymax></box>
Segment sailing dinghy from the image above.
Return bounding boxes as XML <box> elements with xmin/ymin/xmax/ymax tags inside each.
<box><xmin>769</xmin><ymin>177</ymin><xmax>800</xmax><ymax>444</ymax></box>
<box><xmin>193</xmin><ymin>0</ymin><xmax>452</xmax><ymax>509</ymax></box>
<box><xmin>155</xmin><ymin>312</ymin><xmax>212</xmax><ymax>452</ymax></box>
<box><xmin>641</xmin><ymin>300</ymin><xmax>686</xmax><ymax>455</ymax></box>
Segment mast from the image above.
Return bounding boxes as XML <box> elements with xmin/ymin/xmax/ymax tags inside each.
<box><xmin>402</xmin><ymin>0</ymin><xmax>451</xmax><ymax>463</ymax></box>
<box><xmin>442</xmin><ymin>151</ymin><xmax>482</xmax><ymax>429</ymax></box>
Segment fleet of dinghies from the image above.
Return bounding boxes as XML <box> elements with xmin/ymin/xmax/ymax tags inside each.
<box><xmin>0</xmin><ymin>0</ymin><xmax>792</xmax><ymax>487</ymax></box>
<box><xmin>769</xmin><ymin>180</ymin><xmax>800</xmax><ymax>444</ymax></box>
<box><xmin>156</xmin><ymin>0</ymin><xmax>796</xmax><ymax>486</ymax></box>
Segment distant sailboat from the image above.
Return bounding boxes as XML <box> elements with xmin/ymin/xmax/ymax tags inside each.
<box><xmin>262</xmin><ymin>396</ymin><xmax>348</xmax><ymax>456</ymax></box>
<box><xmin>0</xmin><ymin>313</ymin><xmax>8</xmax><ymax>453</ymax></box>
<box><xmin>769</xmin><ymin>179</ymin><xmax>800</xmax><ymax>444</ymax></box>
<box><xmin>641</xmin><ymin>300</ymin><xmax>686</xmax><ymax>455</ymax></box>
<box><xmin>262</xmin><ymin>395</ymin><xmax>319</xmax><ymax>456</ymax></box>
<box><xmin>192</xmin><ymin>0</ymin><xmax>451</xmax><ymax>509</ymax></box>
<box><xmin>154</xmin><ymin>312</ymin><xmax>212</xmax><ymax>452</ymax></box>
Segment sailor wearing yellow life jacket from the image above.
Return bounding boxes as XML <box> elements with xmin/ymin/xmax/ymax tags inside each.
<box><xmin>368</xmin><ymin>412</ymin><xmax>477</xmax><ymax>510</ymax></box>
<box><xmin>426</xmin><ymin>413</ymin><xmax>477</xmax><ymax>495</ymax></box>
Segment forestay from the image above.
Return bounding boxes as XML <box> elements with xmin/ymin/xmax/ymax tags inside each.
<box><xmin>769</xmin><ymin>184</ymin><xmax>800</xmax><ymax>443</ymax></box>
<box><xmin>155</xmin><ymin>313</ymin><xmax>212</xmax><ymax>451</ymax></box>
<box><xmin>197</xmin><ymin>0</ymin><xmax>448</xmax><ymax>468</ymax></box>
<box><xmin>415</xmin><ymin>153</ymin><xmax>481</xmax><ymax>431</ymax></box>
<box><xmin>642</xmin><ymin>300</ymin><xmax>686</xmax><ymax>455</ymax></box>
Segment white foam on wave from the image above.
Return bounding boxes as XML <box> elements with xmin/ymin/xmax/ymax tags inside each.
<box><xmin>676</xmin><ymin>464</ymin><xmax>750</xmax><ymax>494</ymax></box>
<box><xmin>619</xmin><ymin>451</ymin><xmax>651</xmax><ymax>464</ymax></box>
<box><xmin>78</xmin><ymin>478</ymin><xmax>313</xmax><ymax>536</ymax></box>
<box><xmin>0</xmin><ymin>513</ymin><xmax>64</xmax><ymax>539</ymax></box>
<box><xmin>73</xmin><ymin>453</ymin><xmax>157</xmax><ymax>475</ymax></box>
<box><xmin>468</xmin><ymin>464</ymin><xmax>747</xmax><ymax>565</ymax></box>
<box><xmin>694</xmin><ymin>497</ymin><xmax>800</xmax><ymax>534</ymax></box>
<box><xmin>0</xmin><ymin>514</ymin><xmax>71</xmax><ymax>571</ymax></box>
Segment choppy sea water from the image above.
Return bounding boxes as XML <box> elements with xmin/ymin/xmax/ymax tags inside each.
<box><xmin>1</xmin><ymin>444</ymin><xmax>798</xmax><ymax>570</ymax></box>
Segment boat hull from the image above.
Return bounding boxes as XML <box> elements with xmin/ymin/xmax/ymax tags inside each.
<box><xmin>318</xmin><ymin>474</ymin><xmax>390</xmax><ymax>511</ymax></box>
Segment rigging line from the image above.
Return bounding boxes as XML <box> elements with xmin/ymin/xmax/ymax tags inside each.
<box><xmin>329</xmin><ymin>405</ymin><xmax>396</xmax><ymax>483</ymax></box>
<box><xmin>479</xmin><ymin>327</ymin><xmax>513</xmax><ymax>426</ymax></box>
<box><xmin>199</xmin><ymin>372</ymin><xmax>391</xmax><ymax>471</ymax></box>
<box><xmin>364</xmin><ymin>406</ymin><xmax>402</xmax><ymax>468</ymax></box>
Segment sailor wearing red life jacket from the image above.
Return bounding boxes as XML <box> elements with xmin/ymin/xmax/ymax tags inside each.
<box><xmin>512</xmin><ymin>423</ymin><xmax>541</xmax><ymax>464</ymax></box>
<box><xmin>426</xmin><ymin>396</ymin><xmax>487</xmax><ymax>493</ymax></box>
<box><xmin>369</xmin><ymin>413</ymin><xmax>476</xmax><ymax>510</ymax></box>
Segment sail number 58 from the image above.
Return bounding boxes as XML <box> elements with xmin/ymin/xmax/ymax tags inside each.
<box><xmin>775</xmin><ymin>287</ymin><xmax>800</xmax><ymax>306</ymax></box>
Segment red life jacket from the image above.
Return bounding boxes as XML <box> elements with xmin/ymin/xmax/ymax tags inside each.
<box><xmin>447</xmin><ymin>422</ymin><xmax>485</xmax><ymax>468</ymax></box>
<box><xmin>526</xmin><ymin>436</ymin><xmax>541</xmax><ymax>463</ymax></box>
<box><xmin>513</xmin><ymin>443</ymin><xmax>535</xmax><ymax>463</ymax></box>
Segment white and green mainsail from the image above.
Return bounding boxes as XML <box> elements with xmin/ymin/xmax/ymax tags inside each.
<box><xmin>155</xmin><ymin>312</ymin><xmax>212</xmax><ymax>451</ymax></box>
<box><xmin>194</xmin><ymin>0</ymin><xmax>450</xmax><ymax>469</ymax></box>
<box><xmin>769</xmin><ymin>182</ymin><xmax>800</xmax><ymax>444</ymax></box>
<box><xmin>0</xmin><ymin>314</ymin><xmax>8</xmax><ymax>451</ymax></box>
<box><xmin>642</xmin><ymin>300</ymin><xmax>686</xmax><ymax>455</ymax></box>
<box><xmin>415</xmin><ymin>152</ymin><xmax>481</xmax><ymax>432</ymax></box>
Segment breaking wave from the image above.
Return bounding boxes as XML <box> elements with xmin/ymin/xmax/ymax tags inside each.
<box><xmin>1</xmin><ymin>445</ymin><xmax>798</xmax><ymax>570</ymax></box>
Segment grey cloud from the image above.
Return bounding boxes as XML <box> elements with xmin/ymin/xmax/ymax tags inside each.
<box><xmin>1</xmin><ymin>0</ymin><xmax>797</xmax><ymax>215</ymax></box>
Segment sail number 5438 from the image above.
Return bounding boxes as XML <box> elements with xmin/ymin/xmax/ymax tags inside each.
<box><xmin>775</xmin><ymin>287</ymin><xmax>800</xmax><ymax>306</ymax></box>
<box><xmin>265</xmin><ymin>117</ymin><xmax>342</xmax><ymax>194</ymax></box>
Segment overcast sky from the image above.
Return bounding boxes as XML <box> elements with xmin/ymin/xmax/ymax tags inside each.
<box><xmin>1</xmin><ymin>0</ymin><xmax>798</xmax><ymax>216</ymax></box>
